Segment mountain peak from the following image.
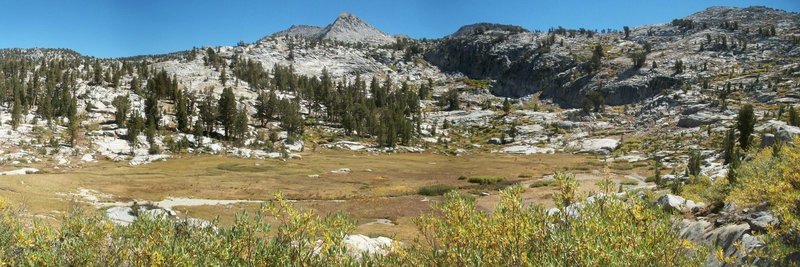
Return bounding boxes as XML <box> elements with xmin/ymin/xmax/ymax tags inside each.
<box><xmin>269</xmin><ymin>13</ymin><xmax>395</xmax><ymax>46</ymax></box>
<box><xmin>337</xmin><ymin>12</ymin><xmax>354</xmax><ymax>19</ymax></box>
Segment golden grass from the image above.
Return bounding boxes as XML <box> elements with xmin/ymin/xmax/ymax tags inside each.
<box><xmin>0</xmin><ymin>149</ymin><xmax>648</xmax><ymax>241</ymax></box>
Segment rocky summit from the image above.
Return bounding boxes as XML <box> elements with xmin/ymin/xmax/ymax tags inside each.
<box><xmin>0</xmin><ymin>4</ymin><xmax>799</xmax><ymax>266</ymax></box>
<box><xmin>270</xmin><ymin>12</ymin><xmax>396</xmax><ymax>46</ymax></box>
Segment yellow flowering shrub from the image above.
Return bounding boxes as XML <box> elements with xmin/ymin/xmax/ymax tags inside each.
<box><xmin>728</xmin><ymin>140</ymin><xmax>800</xmax><ymax>264</ymax></box>
<box><xmin>394</xmin><ymin>172</ymin><xmax>707</xmax><ymax>266</ymax></box>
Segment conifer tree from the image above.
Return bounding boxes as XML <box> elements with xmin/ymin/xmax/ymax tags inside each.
<box><xmin>590</xmin><ymin>44</ymin><xmax>604</xmax><ymax>72</ymax></box>
<box><xmin>503</xmin><ymin>98</ymin><xmax>511</xmax><ymax>115</ymax></box>
<box><xmin>220</xmin><ymin>68</ymin><xmax>227</xmax><ymax>86</ymax></box>
<box><xmin>722</xmin><ymin>128</ymin><xmax>736</xmax><ymax>164</ymax></box>
<box><xmin>736</xmin><ymin>104</ymin><xmax>755</xmax><ymax>151</ymax></box>
<box><xmin>789</xmin><ymin>106</ymin><xmax>799</xmax><ymax>127</ymax></box>
<box><xmin>144</xmin><ymin>92</ymin><xmax>160</xmax><ymax>130</ymax></box>
<box><xmin>255</xmin><ymin>92</ymin><xmax>271</xmax><ymax>126</ymax></box>
<box><xmin>127</xmin><ymin>111</ymin><xmax>144</xmax><ymax>152</ymax></box>
<box><xmin>112</xmin><ymin>94</ymin><xmax>130</xmax><ymax>128</ymax></box>
<box><xmin>199</xmin><ymin>93</ymin><xmax>217</xmax><ymax>136</ymax></box>
<box><xmin>193</xmin><ymin>119</ymin><xmax>204</xmax><ymax>141</ymax></box>
<box><xmin>687</xmin><ymin>150</ymin><xmax>701</xmax><ymax>177</ymax></box>
<box><xmin>653</xmin><ymin>156</ymin><xmax>662</xmax><ymax>186</ymax></box>
<box><xmin>233</xmin><ymin>106</ymin><xmax>249</xmax><ymax>140</ymax></box>
<box><xmin>175</xmin><ymin>92</ymin><xmax>189</xmax><ymax>133</ymax></box>
<box><xmin>67</xmin><ymin>96</ymin><xmax>79</xmax><ymax>147</ymax></box>
<box><xmin>11</xmin><ymin>91</ymin><xmax>21</xmax><ymax>130</ymax></box>
<box><xmin>217</xmin><ymin>87</ymin><xmax>237</xmax><ymax>138</ymax></box>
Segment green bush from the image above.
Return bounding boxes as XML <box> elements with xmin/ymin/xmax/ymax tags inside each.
<box><xmin>727</xmin><ymin>140</ymin><xmax>800</xmax><ymax>263</ymax></box>
<box><xmin>418</xmin><ymin>184</ymin><xmax>456</xmax><ymax>196</ymax></box>
<box><xmin>467</xmin><ymin>176</ymin><xmax>504</xmax><ymax>185</ymax></box>
<box><xmin>530</xmin><ymin>179</ymin><xmax>558</xmax><ymax>188</ymax></box>
<box><xmin>404</xmin><ymin>186</ymin><xmax>707</xmax><ymax>266</ymax></box>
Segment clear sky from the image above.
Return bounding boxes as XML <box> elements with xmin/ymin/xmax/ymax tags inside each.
<box><xmin>1</xmin><ymin>0</ymin><xmax>797</xmax><ymax>58</ymax></box>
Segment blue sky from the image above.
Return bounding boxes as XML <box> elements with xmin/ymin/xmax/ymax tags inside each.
<box><xmin>1</xmin><ymin>0</ymin><xmax>797</xmax><ymax>58</ymax></box>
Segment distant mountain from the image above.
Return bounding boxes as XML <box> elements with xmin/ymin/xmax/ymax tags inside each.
<box><xmin>268</xmin><ymin>13</ymin><xmax>395</xmax><ymax>46</ymax></box>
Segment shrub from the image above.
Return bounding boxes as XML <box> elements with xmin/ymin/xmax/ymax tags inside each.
<box><xmin>530</xmin><ymin>179</ymin><xmax>558</xmax><ymax>188</ymax></box>
<box><xmin>418</xmin><ymin>184</ymin><xmax>456</xmax><ymax>196</ymax></box>
<box><xmin>467</xmin><ymin>176</ymin><xmax>504</xmax><ymax>185</ymax></box>
<box><xmin>728</xmin><ymin>140</ymin><xmax>800</xmax><ymax>263</ymax></box>
<box><xmin>620</xmin><ymin>178</ymin><xmax>640</xmax><ymax>186</ymax></box>
<box><xmin>403</xmin><ymin>186</ymin><xmax>707</xmax><ymax>266</ymax></box>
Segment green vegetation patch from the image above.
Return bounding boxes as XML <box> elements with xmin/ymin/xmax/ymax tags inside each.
<box><xmin>418</xmin><ymin>184</ymin><xmax>456</xmax><ymax>196</ymax></box>
<box><xmin>530</xmin><ymin>179</ymin><xmax>558</xmax><ymax>188</ymax></box>
<box><xmin>466</xmin><ymin>176</ymin><xmax>505</xmax><ymax>185</ymax></box>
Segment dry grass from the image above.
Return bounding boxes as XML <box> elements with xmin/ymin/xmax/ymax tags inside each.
<box><xmin>0</xmin><ymin>149</ymin><xmax>649</xmax><ymax>241</ymax></box>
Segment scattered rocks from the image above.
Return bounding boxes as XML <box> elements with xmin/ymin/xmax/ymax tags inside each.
<box><xmin>0</xmin><ymin>167</ymin><xmax>39</xmax><ymax>175</ymax></box>
<box><xmin>331</xmin><ymin>168</ymin><xmax>352</xmax><ymax>174</ymax></box>
<box><xmin>656</xmin><ymin>194</ymin><xmax>706</xmax><ymax>213</ymax></box>
<box><xmin>745</xmin><ymin>211</ymin><xmax>779</xmax><ymax>232</ymax></box>
<box><xmin>569</xmin><ymin>138</ymin><xmax>619</xmax><ymax>155</ymax></box>
<box><xmin>343</xmin><ymin>235</ymin><xmax>394</xmax><ymax>256</ymax></box>
<box><xmin>677</xmin><ymin>112</ymin><xmax>720</xmax><ymax>128</ymax></box>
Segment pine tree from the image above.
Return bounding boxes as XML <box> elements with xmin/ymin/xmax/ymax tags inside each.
<box><xmin>722</xmin><ymin>128</ymin><xmax>736</xmax><ymax>164</ymax></box>
<box><xmin>255</xmin><ymin>92</ymin><xmax>272</xmax><ymax>126</ymax></box>
<box><xmin>630</xmin><ymin>51</ymin><xmax>647</xmax><ymax>69</ymax></box>
<box><xmin>92</xmin><ymin>62</ymin><xmax>103</xmax><ymax>85</ymax></box>
<box><xmin>503</xmin><ymin>98</ymin><xmax>511</xmax><ymax>115</ymax></box>
<box><xmin>653</xmin><ymin>156</ymin><xmax>662</xmax><ymax>186</ymax></box>
<box><xmin>727</xmin><ymin>148</ymin><xmax>740</xmax><ymax>185</ymax></box>
<box><xmin>440</xmin><ymin>89</ymin><xmax>460</xmax><ymax>111</ymax></box>
<box><xmin>789</xmin><ymin>106</ymin><xmax>799</xmax><ymax>127</ymax></box>
<box><xmin>623</xmin><ymin>26</ymin><xmax>630</xmax><ymax>39</ymax></box>
<box><xmin>674</xmin><ymin>59</ymin><xmax>684</xmax><ymax>74</ymax></box>
<box><xmin>112</xmin><ymin>94</ymin><xmax>130</xmax><ymax>128</ymax></box>
<box><xmin>11</xmin><ymin>92</ymin><xmax>21</xmax><ymax>130</ymax></box>
<box><xmin>590</xmin><ymin>44</ymin><xmax>604</xmax><ymax>72</ymax></box>
<box><xmin>233</xmin><ymin>106</ymin><xmax>249</xmax><ymax>140</ymax></box>
<box><xmin>687</xmin><ymin>150</ymin><xmax>701</xmax><ymax>177</ymax></box>
<box><xmin>127</xmin><ymin>111</ymin><xmax>144</xmax><ymax>152</ymax></box>
<box><xmin>146</xmin><ymin>120</ymin><xmax>159</xmax><ymax>155</ymax></box>
<box><xmin>279</xmin><ymin>99</ymin><xmax>304</xmax><ymax>143</ymax></box>
<box><xmin>144</xmin><ymin>92</ymin><xmax>160</xmax><ymax>130</ymax></box>
<box><xmin>736</xmin><ymin>104</ymin><xmax>755</xmax><ymax>151</ymax></box>
<box><xmin>67</xmin><ymin>96</ymin><xmax>79</xmax><ymax>147</ymax></box>
<box><xmin>199</xmin><ymin>93</ymin><xmax>217</xmax><ymax>136</ymax></box>
<box><xmin>175</xmin><ymin>92</ymin><xmax>189</xmax><ymax>133</ymax></box>
<box><xmin>220</xmin><ymin>68</ymin><xmax>227</xmax><ymax>86</ymax></box>
<box><xmin>217</xmin><ymin>87</ymin><xmax>237</xmax><ymax>138</ymax></box>
<box><xmin>193</xmin><ymin>119</ymin><xmax>204</xmax><ymax>142</ymax></box>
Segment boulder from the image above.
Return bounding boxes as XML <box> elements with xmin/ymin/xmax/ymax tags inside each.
<box><xmin>678</xmin><ymin>219</ymin><xmax>757</xmax><ymax>267</ymax></box>
<box><xmin>776</xmin><ymin>125</ymin><xmax>800</xmax><ymax>143</ymax></box>
<box><xmin>343</xmin><ymin>234</ymin><xmax>394</xmax><ymax>256</ymax></box>
<box><xmin>760</xmin><ymin>133</ymin><xmax>776</xmax><ymax>148</ymax></box>
<box><xmin>571</xmin><ymin>138</ymin><xmax>619</xmax><ymax>155</ymax></box>
<box><xmin>745</xmin><ymin>211</ymin><xmax>779</xmax><ymax>232</ymax></box>
<box><xmin>106</xmin><ymin>206</ymin><xmax>136</xmax><ymax>226</ymax></box>
<box><xmin>656</xmin><ymin>194</ymin><xmax>706</xmax><ymax>213</ymax></box>
<box><xmin>678</xmin><ymin>112</ymin><xmax>720</xmax><ymax>128</ymax></box>
<box><xmin>331</xmin><ymin>168</ymin><xmax>352</xmax><ymax>174</ymax></box>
